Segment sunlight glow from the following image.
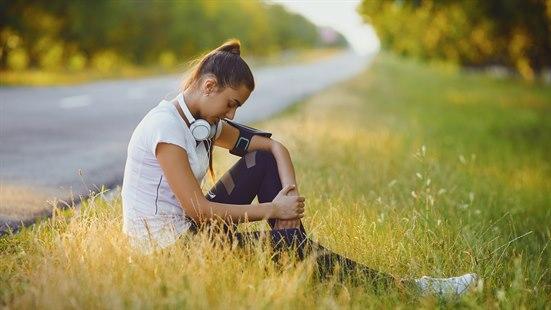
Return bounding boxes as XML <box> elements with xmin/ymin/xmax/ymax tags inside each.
<box><xmin>267</xmin><ymin>0</ymin><xmax>380</xmax><ymax>55</ymax></box>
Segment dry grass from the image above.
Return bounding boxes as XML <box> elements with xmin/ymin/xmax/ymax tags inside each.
<box><xmin>1</xmin><ymin>53</ymin><xmax>549</xmax><ymax>308</ymax></box>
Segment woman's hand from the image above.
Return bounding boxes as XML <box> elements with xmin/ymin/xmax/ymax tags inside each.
<box><xmin>274</xmin><ymin>187</ymin><xmax>303</xmax><ymax>229</ymax></box>
<box><xmin>272</xmin><ymin>185</ymin><xmax>305</xmax><ymax>220</ymax></box>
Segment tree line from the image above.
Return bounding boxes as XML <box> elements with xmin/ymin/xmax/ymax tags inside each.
<box><xmin>359</xmin><ymin>0</ymin><xmax>551</xmax><ymax>80</ymax></box>
<box><xmin>0</xmin><ymin>0</ymin><xmax>346</xmax><ymax>72</ymax></box>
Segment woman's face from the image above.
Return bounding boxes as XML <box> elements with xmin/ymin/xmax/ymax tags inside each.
<box><xmin>199</xmin><ymin>78</ymin><xmax>251</xmax><ymax>125</ymax></box>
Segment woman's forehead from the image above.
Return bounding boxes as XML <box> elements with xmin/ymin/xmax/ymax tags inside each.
<box><xmin>224</xmin><ymin>84</ymin><xmax>250</xmax><ymax>101</ymax></box>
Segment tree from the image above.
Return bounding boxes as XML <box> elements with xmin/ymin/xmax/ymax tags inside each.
<box><xmin>359</xmin><ymin>0</ymin><xmax>551</xmax><ymax>79</ymax></box>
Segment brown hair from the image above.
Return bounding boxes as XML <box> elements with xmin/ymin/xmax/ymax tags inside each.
<box><xmin>180</xmin><ymin>39</ymin><xmax>255</xmax><ymax>182</ymax></box>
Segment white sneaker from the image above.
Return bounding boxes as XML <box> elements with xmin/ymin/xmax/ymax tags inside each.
<box><xmin>415</xmin><ymin>273</ymin><xmax>478</xmax><ymax>296</ymax></box>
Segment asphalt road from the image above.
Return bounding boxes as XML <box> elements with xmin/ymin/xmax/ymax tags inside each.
<box><xmin>1</xmin><ymin>50</ymin><xmax>372</xmax><ymax>202</ymax></box>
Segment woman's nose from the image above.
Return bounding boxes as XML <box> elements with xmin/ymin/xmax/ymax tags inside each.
<box><xmin>225</xmin><ymin>108</ymin><xmax>236</xmax><ymax>120</ymax></box>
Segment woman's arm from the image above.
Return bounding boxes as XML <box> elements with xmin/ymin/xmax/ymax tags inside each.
<box><xmin>214</xmin><ymin>121</ymin><xmax>304</xmax><ymax>228</ymax></box>
<box><xmin>155</xmin><ymin>142</ymin><xmax>303</xmax><ymax>224</ymax></box>
<box><xmin>214</xmin><ymin>121</ymin><xmax>300</xmax><ymax>194</ymax></box>
<box><xmin>269</xmin><ymin>141</ymin><xmax>302</xmax><ymax>228</ymax></box>
<box><xmin>250</xmin><ymin>137</ymin><xmax>302</xmax><ymax>228</ymax></box>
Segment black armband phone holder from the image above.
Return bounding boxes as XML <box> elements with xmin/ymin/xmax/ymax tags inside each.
<box><xmin>224</xmin><ymin>119</ymin><xmax>272</xmax><ymax>157</ymax></box>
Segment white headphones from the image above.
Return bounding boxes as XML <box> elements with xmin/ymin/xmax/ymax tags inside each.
<box><xmin>176</xmin><ymin>92</ymin><xmax>217</xmax><ymax>142</ymax></box>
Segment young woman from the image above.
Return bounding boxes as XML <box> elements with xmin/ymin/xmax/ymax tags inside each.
<box><xmin>121</xmin><ymin>39</ymin><xmax>477</xmax><ymax>296</ymax></box>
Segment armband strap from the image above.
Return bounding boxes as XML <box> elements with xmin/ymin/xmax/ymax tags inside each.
<box><xmin>224</xmin><ymin>119</ymin><xmax>272</xmax><ymax>157</ymax></box>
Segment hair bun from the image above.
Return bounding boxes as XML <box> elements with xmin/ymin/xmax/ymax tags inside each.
<box><xmin>217</xmin><ymin>39</ymin><xmax>241</xmax><ymax>56</ymax></box>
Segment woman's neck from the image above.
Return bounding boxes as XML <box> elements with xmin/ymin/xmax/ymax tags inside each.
<box><xmin>182</xmin><ymin>88</ymin><xmax>201</xmax><ymax>120</ymax></box>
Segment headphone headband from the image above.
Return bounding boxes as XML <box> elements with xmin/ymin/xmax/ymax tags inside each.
<box><xmin>174</xmin><ymin>92</ymin><xmax>216</xmax><ymax>142</ymax></box>
<box><xmin>176</xmin><ymin>93</ymin><xmax>195</xmax><ymax>123</ymax></box>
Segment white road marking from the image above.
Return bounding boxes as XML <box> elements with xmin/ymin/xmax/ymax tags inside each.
<box><xmin>59</xmin><ymin>95</ymin><xmax>91</xmax><ymax>109</ymax></box>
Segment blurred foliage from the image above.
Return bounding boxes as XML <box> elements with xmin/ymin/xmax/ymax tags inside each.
<box><xmin>0</xmin><ymin>0</ymin><xmax>346</xmax><ymax>72</ymax></box>
<box><xmin>359</xmin><ymin>0</ymin><xmax>551</xmax><ymax>80</ymax></box>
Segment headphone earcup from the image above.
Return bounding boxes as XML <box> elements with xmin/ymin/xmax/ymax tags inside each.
<box><xmin>209</xmin><ymin>122</ymin><xmax>217</xmax><ymax>139</ymax></box>
<box><xmin>189</xmin><ymin>119</ymin><xmax>215</xmax><ymax>141</ymax></box>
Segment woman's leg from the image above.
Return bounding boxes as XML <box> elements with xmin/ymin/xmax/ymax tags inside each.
<box><xmin>203</xmin><ymin>150</ymin><xmax>283</xmax><ymax>229</ymax></box>
<box><xmin>234</xmin><ymin>227</ymin><xmax>396</xmax><ymax>288</ymax></box>
<box><xmin>202</xmin><ymin>150</ymin><xmax>396</xmax><ymax>286</ymax></box>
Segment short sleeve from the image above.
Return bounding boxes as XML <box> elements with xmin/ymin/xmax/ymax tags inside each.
<box><xmin>146</xmin><ymin>113</ymin><xmax>191</xmax><ymax>156</ymax></box>
<box><xmin>214</xmin><ymin>119</ymin><xmax>223</xmax><ymax>140</ymax></box>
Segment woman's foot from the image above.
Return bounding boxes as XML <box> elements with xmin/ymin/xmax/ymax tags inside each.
<box><xmin>414</xmin><ymin>273</ymin><xmax>478</xmax><ymax>296</ymax></box>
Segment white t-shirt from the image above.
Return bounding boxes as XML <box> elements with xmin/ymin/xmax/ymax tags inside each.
<box><xmin>121</xmin><ymin>99</ymin><xmax>222</xmax><ymax>252</ymax></box>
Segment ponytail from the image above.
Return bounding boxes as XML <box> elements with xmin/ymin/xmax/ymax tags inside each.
<box><xmin>180</xmin><ymin>39</ymin><xmax>255</xmax><ymax>182</ymax></box>
<box><xmin>181</xmin><ymin>38</ymin><xmax>254</xmax><ymax>92</ymax></box>
<box><xmin>215</xmin><ymin>39</ymin><xmax>241</xmax><ymax>56</ymax></box>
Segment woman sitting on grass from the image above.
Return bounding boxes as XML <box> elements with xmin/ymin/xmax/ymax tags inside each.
<box><xmin>121</xmin><ymin>39</ymin><xmax>477</xmax><ymax>296</ymax></box>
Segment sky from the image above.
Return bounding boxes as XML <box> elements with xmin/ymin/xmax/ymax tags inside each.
<box><xmin>267</xmin><ymin>0</ymin><xmax>380</xmax><ymax>55</ymax></box>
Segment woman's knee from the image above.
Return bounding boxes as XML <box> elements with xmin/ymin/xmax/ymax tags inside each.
<box><xmin>252</xmin><ymin>150</ymin><xmax>277</xmax><ymax>168</ymax></box>
<box><xmin>245</xmin><ymin>150</ymin><xmax>282</xmax><ymax>204</ymax></box>
<box><xmin>240</xmin><ymin>150</ymin><xmax>277</xmax><ymax>171</ymax></box>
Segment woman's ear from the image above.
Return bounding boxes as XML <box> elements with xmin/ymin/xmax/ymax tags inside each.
<box><xmin>202</xmin><ymin>76</ymin><xmax>218</xmax><ymax>96</ymax></box>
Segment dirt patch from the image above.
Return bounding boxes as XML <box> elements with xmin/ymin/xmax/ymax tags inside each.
<box><xmin>0</xmin><ymin>183</ymin><xmax>60</xmax><ymax>222</ymax></box>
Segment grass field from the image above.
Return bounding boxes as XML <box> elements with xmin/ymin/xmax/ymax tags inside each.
<box><xmin>1</xmin><ymin>53</ymin><xmax>549</xmax><ymax>308</ymax></box>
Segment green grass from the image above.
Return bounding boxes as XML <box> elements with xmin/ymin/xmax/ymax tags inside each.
<box><xmin>1</xmin><ymin>53</ymin><xmax>550</xmax><ymax>308</ymax></box>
